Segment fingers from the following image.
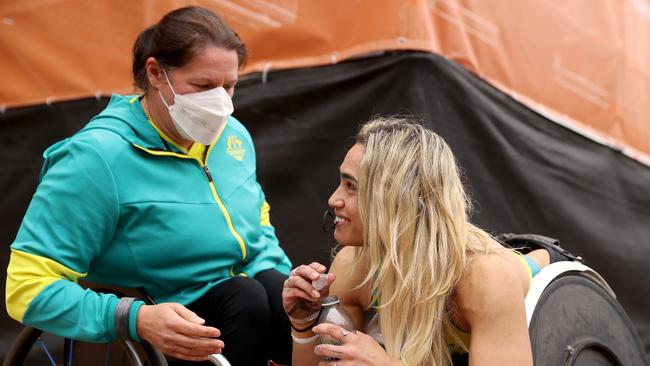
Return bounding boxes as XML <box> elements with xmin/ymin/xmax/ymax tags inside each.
<box><xmin>294</xmin><ymin>263</ymin><xmax>325</xmax><ymax>281</ymax></box>
<box><xmin>166</xmin><ymin>345</ymin><xmax>218</xmax><ymax>362</ymax></box>
<box><xmin>153</xmin><ymin>321</ymin><xmax>224</xmax><ymax>361</ymax></box>
<box><xmin>283</xmin><ymin>286</ymin><xmax>320</xmax><ymax>304</ymax></box>
<box><xmin>286</xmin><ymin>272</ymin><xmax>321</xmax><ymax>298</ymax></box>
<box><xmin>314</xmin><ymin>343</ymin><xmax>346</xmax><ymax>359</ymax></box>
<box><xmin>138</xmin><ymin>303</ymin><xmax>225</xmax><ymax>361</ymax></box>
<box><xmin>161</xmin><ymin>303</ymin><xmax>218</xmax><ymax>338</ymax></box>
<box><xmin>307</xmin><ymin>264</ymin><xmax>334</xmax><ymax>295</ymax></box>
<box><xmin>158</xmin><ymin>324</ymin><xmax>224</xmax><ymax>360</ymax></box>
<box><xmin>308</xmin><ymin>262</ymin><xmax>327</xmax><ymax>273</ymax></box>
<box><xmin>283</xmin><ymin>263</ymin><xmax>331</xmax><ymax>315</ymax></box>
<box><xmin>167</xmin><ymin>332</ymin><xmax>224</xmax><ymax>353</ymax></box>
<box><xmin>313</xmin><ymin>322</ymin><xmax>345</xmax><ymax>338</ymax></box>
<box><xmin>171</xmin><ymin>317</ymin><xmax>221</xmax><ymax>338</ymax></box>
<box><xmin>324</xmin><ymin>272</ymin><xmax>336</xmax><ymax>287</ymax></box>
<box><xmin>169</xmin><ymin>302</ymin><xmax>205</xmax><ymax>324</ymax></box>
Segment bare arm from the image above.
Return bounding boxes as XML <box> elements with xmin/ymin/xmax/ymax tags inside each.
<box><xmin>457</xmin><ymin>254</ymin><xmax>533</xmax><ymax>366</ymax></box>
<box><xmin>286</xmin><ymin>247</ymin><xmax>368</xmax><ymax>365</ymax></box>
<box><xmin>311</xmin><ymin>247</ymin><xmax>405</xmax><ymax>365</ymax></box>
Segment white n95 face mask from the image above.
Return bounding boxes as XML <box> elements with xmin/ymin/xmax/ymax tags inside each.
<box><xmin>158</xmin><ymin>69</ymin><xmax>234</xmax><ymax>145</ymax></box>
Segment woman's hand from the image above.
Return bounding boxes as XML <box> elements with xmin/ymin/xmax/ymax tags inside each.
<box><xmin>282</xmin><ymin>262</ymin><xmax>336</xmax><ymax>318</ymax></box>
<box><xmin>136</xmin><ymin>303</ymin><xmax>223</xmax><ymax>361</ymax></box>
<box><xmin>312</xmin><ymin>323</ymin><xmax>405</xmax><ymax>366</ymax></box>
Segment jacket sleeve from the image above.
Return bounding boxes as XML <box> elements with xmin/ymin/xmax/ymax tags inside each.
<box><xmin>249</xmin><ymin>185</ymin><xmax>292</xmax><ymax>275</ymax></box>
<box><xmin>5</xmin><ymin>138</ymin><xmax>143</xmax><ymax>342</ymax></box>
<box><xmin>237</xmin><ymin>123</ymin><xmax>291</xmax><ymax>275</ymax></box>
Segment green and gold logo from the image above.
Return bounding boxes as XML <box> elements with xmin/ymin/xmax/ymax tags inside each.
<box><xmin>226</xmin><ymin>136</ymin><xmax>245</xmax><ymax>161</ymax></box>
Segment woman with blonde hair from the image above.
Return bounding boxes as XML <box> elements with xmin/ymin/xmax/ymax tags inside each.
<box><xmin>282</xmin><ymin>117</ymin><xmax>567</xmax><ymax>365</ymax></box>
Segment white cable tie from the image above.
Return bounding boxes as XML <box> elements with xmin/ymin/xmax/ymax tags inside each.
<box><xmin>95</xmin><ymin>90</ymin><xmax>102</xmax><ymax>100</ymax></box>
<box><xmin>0</xmin><ymin>105</ymin><xmax>6</xmax><ymax>114</ymax></box>
<box><xmin>262</xmin><ymin>62</ymin><xmax>272</xmax><ymax>84</ymax></box>
<box><xmin>46</xmin><ymin>97</ymin><xmax>53</xmax><ymax>106</ymax></box>
<box><xmin>331</xmin><ymin>52</ymin><xmax>339</xmax><ymax>64</ymax></box>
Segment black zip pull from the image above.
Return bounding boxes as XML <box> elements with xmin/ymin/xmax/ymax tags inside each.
<box><xmin>203</xmin><ymin>165</ymin><xmax>213</xmax><ymax>182</ymax></box>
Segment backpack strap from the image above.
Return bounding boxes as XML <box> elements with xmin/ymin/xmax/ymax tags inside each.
<box><xmin>496</xmin><ymin>233</ymin><xmax>583</xmax><ymax>263</ymax></box>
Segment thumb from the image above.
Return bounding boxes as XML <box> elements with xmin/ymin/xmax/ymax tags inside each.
<box><xmin>326</xmin><ymin>273</ymin><xmax>336</xmax><ymax>287</ymax></box>
<box><xmin>317</xmin><ymin>273</ymin><xmax>336</xmax><ymax>296</ymax></box>
<box><xmin>169</xmin><ymin>303</ymin><xmax>205</xmax><ymax>324</ymax></box>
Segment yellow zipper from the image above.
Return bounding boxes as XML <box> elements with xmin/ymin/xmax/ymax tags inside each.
<box><xmin>201</xmin><ymin>163</ymin><xmax>247</xmax><ymax>261</ymax></box>
<box><xmin>132</xmin><ymin>144</ymin><xmax>247</xmax><ymax>262</ymax></box>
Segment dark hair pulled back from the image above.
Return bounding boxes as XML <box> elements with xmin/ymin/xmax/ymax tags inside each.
<box><xmin>132</xmin><ymin>6</ymin><xmax>247</xmax><ymax>91</ymax></box>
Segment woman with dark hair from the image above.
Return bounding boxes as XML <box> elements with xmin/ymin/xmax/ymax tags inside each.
<box><xmin>6</xmin><ymin>6</ymin><xmax>291</xmax><ymax>365</ymax></box>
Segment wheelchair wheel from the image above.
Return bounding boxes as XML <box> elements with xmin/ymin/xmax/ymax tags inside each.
<box><xmin>2</xmin><ymin>326</ymin><xmax>167</xmax><ymax>366</ymax></box>
<box><xmin>526</xmin><ymin>263</ymin><xmax>649</xmax><ymax>366</ymax></box>
<box><xmin>3</xmin><ymin>285</ymin><xmax>168</xmax><ymax>366</ymax></box>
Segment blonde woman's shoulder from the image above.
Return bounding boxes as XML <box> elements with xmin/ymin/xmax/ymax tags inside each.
<box><xmin>454</xmin><ymin>248</ymin><xmax>529</xmax><ymax>324</ymax></box>
<box><xmin>329</xmin><ymin>246</ymin><xmax>367</xmax><ymax>297</ymax></box>
<box><xmin>451</xmin><ymin>243</ymin><xmax>535</xmax><ymax>365</ymax></box>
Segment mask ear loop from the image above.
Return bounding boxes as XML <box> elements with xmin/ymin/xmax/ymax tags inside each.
<box><xmin>158</xmin><ymin>68</ymin><xmax>177</xmax><ymax>109</ymax></box>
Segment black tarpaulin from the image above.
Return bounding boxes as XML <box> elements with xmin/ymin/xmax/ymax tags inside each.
<box><xmin>233</xmin><ymin>52</ymin><xmax>650</xmax><ymax>353</ymax></box>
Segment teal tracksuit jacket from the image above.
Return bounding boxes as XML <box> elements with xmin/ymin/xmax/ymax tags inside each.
<box><xmin>6</xmin><ymin>94</ymin><xmax>291</xmax><ymax>342</ymax></box>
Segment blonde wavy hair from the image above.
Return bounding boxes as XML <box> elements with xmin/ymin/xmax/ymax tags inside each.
<box><xmin>352</xmin><ymin>117</ymin><xmax>492</xmax><ymax>365</ymax></box>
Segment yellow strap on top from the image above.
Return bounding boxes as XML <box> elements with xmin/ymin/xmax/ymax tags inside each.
<box><xmin>514</xmin><ymin>252</ymin><xmax>534</xmax><ymax>291</ymax></box>
<box><xmin>515</xmin><ymin>252</ymin><xmax>534</xmax><ymax>280</ymax></box>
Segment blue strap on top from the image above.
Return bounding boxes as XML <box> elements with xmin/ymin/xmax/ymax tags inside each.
<box><xmin>521</xmin><ymin>254</ymin><xmax>542</xmax><ymax>277</ymax></box>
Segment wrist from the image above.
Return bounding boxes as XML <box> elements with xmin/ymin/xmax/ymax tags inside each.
<box><xmin>291</xmin><ymin>331</ymin><xmax>319</xmax><ymax>344</ymax></box>
<box><xmin>135</xmin><ymin>304</ymin><xmax>151</xmax><ymax>341</ymax></box>
<box><xmin>290</xmin><ymin>317</ymin><xmax>318</xmax><ymax>332</ymax></box>
<box><xmin>288</xmin><ymin>306</ymin><xmax>320</xmax><ymax>332</ymax></box>
<box><xmin>115</xmin><ymin>297</ymin><xmax>143</xmax><ymax>341</ymax></box>
<box><xmin>288</xmin><ymin>301</ymin><xmax>321</xmax><ymax>322</ymax></box>
<box><xmin>291</xmin><ymin>327</ymin><xmax>316</xmax><ymax>337</ymax></box>
<box><xmin>129</xmin><ymin>300</ymin><xmax>145</xmax><ymax>341</ymax></box>
<box><xmin>288</xmin><ymin>309</ymin><xmax>320</xmax><ymax>324</ymax></box>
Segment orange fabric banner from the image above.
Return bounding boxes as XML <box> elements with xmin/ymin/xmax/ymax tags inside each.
<box><xmin>1</xmin><ymin>0</ymin><xmax>648</xmax><ymax>161</ymax></box>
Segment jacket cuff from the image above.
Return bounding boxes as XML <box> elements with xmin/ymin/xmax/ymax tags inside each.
<box><xmin>129</xmin><ymin>300</ymin><xmax>145</xmax><ymax>341</ymax></box>
<box><xmin>106</xmin><ymin>296</ymin><xmax>119</xmax><ymax>340</ymax></box>
<box><xmin>115</xmin><ymin>297</ymin><xmax>145</xmax><ymax>341</ymax></box>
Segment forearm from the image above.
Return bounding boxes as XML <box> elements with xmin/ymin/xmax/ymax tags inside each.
<box><xmin>291</xmin><ymin>329</ymin><xmax>322</xmax><ymax>366</ymax></box>
<box><xmin>6</xmin><ymin>139</ymin><xmax>125</xmax><ymax>341</ymax></box>
<box><xmin>6</xmin><ymin>249</ymin><xmax>142</xmax><ymax>342</ymax></box>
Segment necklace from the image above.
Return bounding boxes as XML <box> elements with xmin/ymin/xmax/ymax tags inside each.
<box><xmin>141</xmin><ymin>96</ymin><xmax>192</xmax><ymax>152</ymax></box>
<box><xmin>141</xmin><ymin>97</ymin><xmax>155</xmax><ymax>123</ymax></box>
